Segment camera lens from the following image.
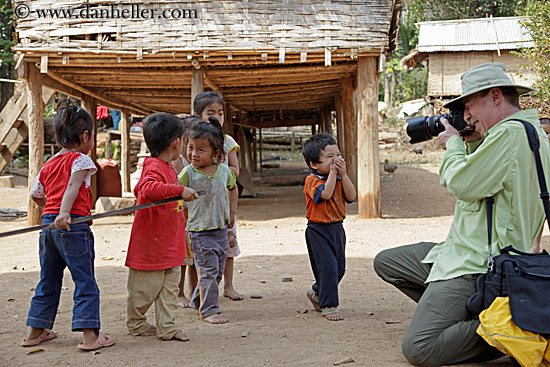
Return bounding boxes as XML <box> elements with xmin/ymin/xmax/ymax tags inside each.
<box><xmin>406</xmin><ymin>116</ymin><xmax>432</xmax><ymax>144</ymax></box>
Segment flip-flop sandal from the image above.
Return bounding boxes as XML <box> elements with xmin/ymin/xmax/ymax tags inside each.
<box><xmin>77</xmin><ymin>331</ymin><xmax>115</xmax><ymax>351</ymax></box>
<box><xmin>21</xmin><ymin>329</ymin><xmax>57</xmax><ymax>347</ymax></box>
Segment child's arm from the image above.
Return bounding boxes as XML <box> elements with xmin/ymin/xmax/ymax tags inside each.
<box><xmin>319</xmin><ymin>160</ymin><xmax>338</xmax><ymax>200</ymax></box>
<box><xmin>228</xmin><ymin>185</ymin><xmax>238</xmax><ymax>227</ymax></box>
<box><xmin>227</xmin><ymin>149</ymin><xmax>239</xmax><ymax>177</ymax></box>
<box><xmin>227</xmin><ymin>168</ymin><xmax>238</xmax><ymax>227</ymax></box>
<box><xmin>334</xmin><ymin>157</ymin><xmax>356</xmax><ymax>202</ymax></box>
<box><xmin>32</xmin><ymin>196</ymin><xmax>47</xmax><ymax>207</ymax></box>
<box><xmin>54</xmin><ymin>169</ymin><xmax>89</xmax><ymax>230</ymax></box>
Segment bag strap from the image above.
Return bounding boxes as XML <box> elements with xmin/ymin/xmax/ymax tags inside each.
<box><xmin>485</xmin><ymin>118</ymin><xmax>550</xmax><ymax>270</ymax></box>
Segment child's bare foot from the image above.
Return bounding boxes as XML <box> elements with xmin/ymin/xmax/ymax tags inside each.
<box><xmin>306</xmin><ymin>290</ymin><xmax>321</xmax><ymax>312</ymax></box>
<box><xmin>203</xmin><ymin>314</ymin><xmax>228</xmax><ymax>324</ymax></box>
<box><xmin>171</xmin><ymin>331</ymin><xmax>189</xmax><ymax>342</ymax></box>
<box><xmin>177</xmin><ymin>295</ymin><xmax>191</xmax><ymax>308</ymax></box>
<box><xmin>138</xmin><ymin>325</ymin><xmax>157</xmax><ymax>336</ymax></box>
<box><xmin>323</xmin><ymin>310</ymin><xmax>344</xmax><ymax>321</ymax></box>
<box><xmin>223</xmin><ymin>287</ymin><xmax>243</xmax><ymax>301</ymax></box>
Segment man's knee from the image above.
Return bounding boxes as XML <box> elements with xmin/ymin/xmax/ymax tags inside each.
<box><xmin>373</xmin><ymin>248</ymin><xmax>394</xmax><ymax>281</ymax></box>
<box><xmin>402</xmin><ymin>333</ymin><xmax>442</xmax><ymax>366</ymax></box>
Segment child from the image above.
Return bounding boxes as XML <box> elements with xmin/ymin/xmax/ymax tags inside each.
<box><xmin>193</xmin><ymin>92</ymin><xmax>242</xmax><ymax>301</ymax></box>
<box><xmin>178</xmin><ymin>117</ymin><xmax>237</xmax><ymax>324</ymax></box>
<box><xmin>301</xmin><ymin>134</ymin><xmax>356</xmax><ymax>321</ymax></box>
<box><xmin>24</xmin><ymin>100</ymin><xmax>115</xmax><ymax>350</ymax></box>
<box><xmin>125</xmin><ymin>112</ymin><xmax>198</xmax><ymax>341</ymax></box>
<box><xmin>172</xmin><ymin>115</ymin><xmax>203</xmax><ymax>308</ymax></box>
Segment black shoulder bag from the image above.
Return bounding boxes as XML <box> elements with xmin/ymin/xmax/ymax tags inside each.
<box><xmin>467</xmin><ymin>119</ymin><xmax>550</xmax><ymax>335</ymax></box>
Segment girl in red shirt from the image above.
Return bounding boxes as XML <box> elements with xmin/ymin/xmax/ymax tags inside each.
<box><xmin>23</xmin><ymin>100</ymin><xmax>115</xmax><ymax>351</ymax></box>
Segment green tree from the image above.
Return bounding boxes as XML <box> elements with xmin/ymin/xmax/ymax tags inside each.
<box><xmin>0</xmin><ymin>0</ymin><xmax>15</xmax><ymax>110</ymax></box>
<box><xmin>516</xmin><ymin>1</ymin><xmax>550</xmax><ymax>104</ymax></box>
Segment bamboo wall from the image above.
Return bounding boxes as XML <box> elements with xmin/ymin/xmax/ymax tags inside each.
<box><xmin>427</xmin><ymin>51</ymin><xmax>537</xmax><ymax>97</ymax></box>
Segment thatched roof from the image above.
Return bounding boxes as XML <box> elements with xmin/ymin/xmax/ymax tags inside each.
<box><xmin>13</xmin><ymin>0</ymin><xmax>402</xmax><ymax>120</ymax></box>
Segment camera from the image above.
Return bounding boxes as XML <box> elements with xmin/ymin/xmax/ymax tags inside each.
<box><xmin>406</xmin><ymin>109</ymin><xmax>472</xmax><ymax>144</ymax></box>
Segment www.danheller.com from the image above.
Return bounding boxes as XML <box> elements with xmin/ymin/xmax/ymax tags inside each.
<box><xmin>14</xmin><ymin>4</ymin><xmax>198</xmax><ymax>20</ymax></box>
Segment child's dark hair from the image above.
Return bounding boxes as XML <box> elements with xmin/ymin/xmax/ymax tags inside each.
<box><xmin>53</xmin><ymin>99</ymin><xmax>94</xmax><ymax>148</ymax></box>
<box><xmin>188</xmin><ymin>116</ymin><xmax>225</xmax><ymax>161</ymax></box>
<box><xmin>302</xmin><ymin>133</ymin><xmax>337</xmax><ymax>169</ymax></box>
<box><xmin>142</xmin><ymin>112</ymin><xmax>184</xmax><ymax>157</ymax></box>
<box><xmin>181</xmin><ymin>115</ymin><xmax>204</xmax><ymax>140</ymax></box>
<box><xmin>193</xmin><ymin>92</ymin><xmax>224</xmax><ymax>116</ymax></box>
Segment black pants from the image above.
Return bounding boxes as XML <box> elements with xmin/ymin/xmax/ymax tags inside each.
<box><xmin>305</xmin><ymin>221</ymin><xmax>346</xmax><ymax>309</ymax></box>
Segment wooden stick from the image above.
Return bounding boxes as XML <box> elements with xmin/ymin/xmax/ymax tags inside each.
<box><xmin>0</xmin><ymin>191</ymin><xmax>205</xmax><ymax>239</ymax></box>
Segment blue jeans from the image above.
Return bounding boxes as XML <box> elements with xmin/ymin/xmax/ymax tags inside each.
<box><xmin>26</xmin><ymin>214</ymin><xmax>100</xmax><ymax>331</ymax></box>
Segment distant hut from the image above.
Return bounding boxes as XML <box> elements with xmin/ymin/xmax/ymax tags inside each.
<box><xmin>401</xmin><ymin>16</ymin><xmax>536</xmax><ymax>106</ymax></box>
<box><xmin>8</xmin><ymin>0</ymin><xmax>401</xmax><ymax>224</ymax></box>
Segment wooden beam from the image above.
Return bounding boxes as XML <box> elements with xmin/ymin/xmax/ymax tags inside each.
<box><xmin>191</xmin><ymin>68</ymin><xmax>204</xmax><ymax>113</ymax></box>
<box><xmin>42</xmin><ymin>67</ymin><xmax>153</xmax><ymax>115</ymax></box>
<box><xmin>356</xmin><ymin>56</ymin><xmax>380</xmax><ymax>218</ymax></box>
<box><xmin>121</xmin><ymin>108</ymin><xmax>131</xmax><ymax>193</ymax></box>
<box><xmin>26</xmin><ymin>63</ymin><xmax>44</xmax><ymax>226</ymax></box>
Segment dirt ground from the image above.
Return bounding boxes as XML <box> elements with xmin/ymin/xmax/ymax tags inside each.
<box><xmin>1</xmin><ymin>149</ymin><xmax>545</xmax><ymax>367</ymax></box>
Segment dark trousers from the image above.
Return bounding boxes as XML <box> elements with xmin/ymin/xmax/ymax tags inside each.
<box><xmin>373</xmin><ymin>242</ymin><xmax>503</xmax><ymax>366</ymax></box>
<box><xmin>305</xmin><ymin>221</ymin><xmax>346</xmax><ymax>309</ymax></box>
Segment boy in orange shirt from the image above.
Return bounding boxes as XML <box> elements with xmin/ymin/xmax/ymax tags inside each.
<box><xmin>302</xmin><ymin>134</ymin><xmax>356</xmax><ymax>321</ymax></box>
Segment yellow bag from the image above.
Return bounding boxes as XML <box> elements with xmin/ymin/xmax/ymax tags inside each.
<box><xmin>477</xmin><ymin>297</ymin><xmax>550</xmax><ymax>367</ymax></box>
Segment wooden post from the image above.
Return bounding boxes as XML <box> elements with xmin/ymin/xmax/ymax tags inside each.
<box><xmin>340</xmin><ymin>77</ymin><xmax>357</xmax><ymax>187</ymax></box>
<box><xmin>191</xmin><ymin>68</ymin><xmax>204</xmax><ymax>112</ymax></box>
<box><xmin>252</xmin><ymin>129</ymin><xmax>257</xmax><ymax>172</ymax></box>
<box><xmin>121</xmin><ymin>108</ymin><xmax>131</xmax><ymax>193</ymax></box>
<box><xmin>238</xmin><ymin>126</ymin><xmax>246</xmax><ymax>170</ymax></box>
<box><xmin>259</xmin><ymin>128</ymin><xmax>263</xmax><ymax>176</ymax></box>
<box><xmin>82</xmin><ymin>96</ymin><xmax>97</xmax><ymax>206</ymax></box>
<box><xmin>321</xmin><ymin>106</ymin><xmax>333</xmax><ymax>135</ymax></box>
<box><xmin>356</xmin><ymin>56</ymin><xmax>381</xmax><ymax>218</ymax></box>
<box><xmin>245</xmin><ymin>130</ymin><xmax>253</xmax><ymax>174</ymax></box>
<box><xmin>334</xmin><ymin>94</ymin><xmax>345</xmax><ymax>152</ymax></box>
<box><xmin>26</xmin><ymin>63</ymin><xmax>44</xmax><ymax>225</ymax></box>
<box><xmin>290</xmin><ymin>131</ymin><xmax>295</xmax><ymax>152</ymax></box>
<box><xmin>224</xmin><ymin>102</ymin><xmax>234</xmax><ymax>137</ymax></box>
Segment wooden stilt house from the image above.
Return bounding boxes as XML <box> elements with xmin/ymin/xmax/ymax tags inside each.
<box><xmin>9</xmin><ymin>0</ymin><xmax>401</xmax><ymax>224</ymax></box>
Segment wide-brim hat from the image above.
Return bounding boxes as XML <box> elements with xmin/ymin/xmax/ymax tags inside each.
<box><xmin>443</xmin><ymin>62</ymin><xmax>536</xmax><ymax>110</ymax></box>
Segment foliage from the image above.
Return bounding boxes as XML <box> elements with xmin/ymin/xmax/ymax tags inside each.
<box><xmin>516</xmin><ymin>1</ymin><xmax>550</xmax><ymax>104</ymax></box>
<box><xmin>408</xmin><ymin>0</ymin><xmax>526</xmax><ymax>23</ymax></box>
<box><xmin>0</xmin><ymin>0</ymin><xmax>14</xmax><ymax>70</ymax></box>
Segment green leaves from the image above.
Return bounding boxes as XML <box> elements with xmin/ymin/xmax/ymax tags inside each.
<box><xmin>516</xmin><ymin>1</ymin><xmax>550</xmax><ymax>105</ymax></box>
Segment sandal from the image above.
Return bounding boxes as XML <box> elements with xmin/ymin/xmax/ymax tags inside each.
<box><xmin>21</xmin><ymin>329</ymin><xmax>57</xmax><ymax>347</ymax></box>
<box><xmin>77</xmin><ymin>331</ymin><xmax>115</xmax><ymax>351</ymax></box>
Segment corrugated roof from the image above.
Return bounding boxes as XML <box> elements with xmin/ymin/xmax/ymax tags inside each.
<box><xmin>417</xmin><ymin>16</ymin><xmax>534</xmax><ymax>53</ymax></box>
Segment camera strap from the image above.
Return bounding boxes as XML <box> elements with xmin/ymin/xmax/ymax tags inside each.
<box><xmin>485</xmin><ymin>118</ymin><xmax>550</xmax><ymax>268</ymax></box>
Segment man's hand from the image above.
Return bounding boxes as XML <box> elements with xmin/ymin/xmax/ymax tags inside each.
<box><xmin>54</xmin><ymin>212</ymin><xmax>71</xmax><ymax>230</ymax></box>
<box><xmin>461</xmin><ymin>130</ymin><xmax>483</xmax><ymax>143</ymax></box>
<box><xmin>437</xmin><ymin>117</ymin><xmax>460</xmax><ymax>149</ymax></box>
<box><xmin>182</xmin><ymin>187</ymin><xmax>199</xmax><ymax>202</ymax></box>
<box><xmin>334</xmin><ymin>157</ymin><xmax>347</xmax><ymax>177</ymax></box>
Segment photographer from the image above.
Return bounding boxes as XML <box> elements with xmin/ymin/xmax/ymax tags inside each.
<box><xmin>374</xmin><ymin>63</ymin><xmax>550</xmax><ymax>366</ymax></box>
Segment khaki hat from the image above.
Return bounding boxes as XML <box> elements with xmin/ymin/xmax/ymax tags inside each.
<box><xmin>443</xmin><ymin>62</ymin><xmax>536</xmax><ymax>110</ymax></box>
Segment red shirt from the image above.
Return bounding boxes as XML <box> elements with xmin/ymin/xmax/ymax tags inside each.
<box><xmin>35</xmin><ymin>151</ymin><xmax>95</xmax><ymax>217</ymax></box>
<box><xmin>125</xmin><ymin>157</ymin><xmax>186</xmax><ymax>270</ymax></box>
<box><xmin>304</xmin><ymin>174</ymin><xmax>347</xmax><ymax>223</ymax></box>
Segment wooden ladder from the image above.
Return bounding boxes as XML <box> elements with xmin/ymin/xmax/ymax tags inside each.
<box><xmin>0</xmin><ymin>83</ymin><xmax>55</xmax><ymax>174</ymax></box>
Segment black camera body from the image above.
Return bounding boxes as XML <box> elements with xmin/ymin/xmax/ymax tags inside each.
<box><xmin>406</xmin><ymin>109</ymin><xmax>471</xmax><ymax>144</ymax></box>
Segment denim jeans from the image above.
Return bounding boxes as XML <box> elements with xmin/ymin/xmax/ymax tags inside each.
<box><xmin>26</xmin><ymin>214</ymin><xmax>100</xmax><ymax>331</ymax></box>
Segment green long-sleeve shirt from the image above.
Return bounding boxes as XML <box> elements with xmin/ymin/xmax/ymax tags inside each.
<box><xmin>422</xmin><ymin>109</ymin><xmax>550</xmax><ymax>282</ymax></box>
